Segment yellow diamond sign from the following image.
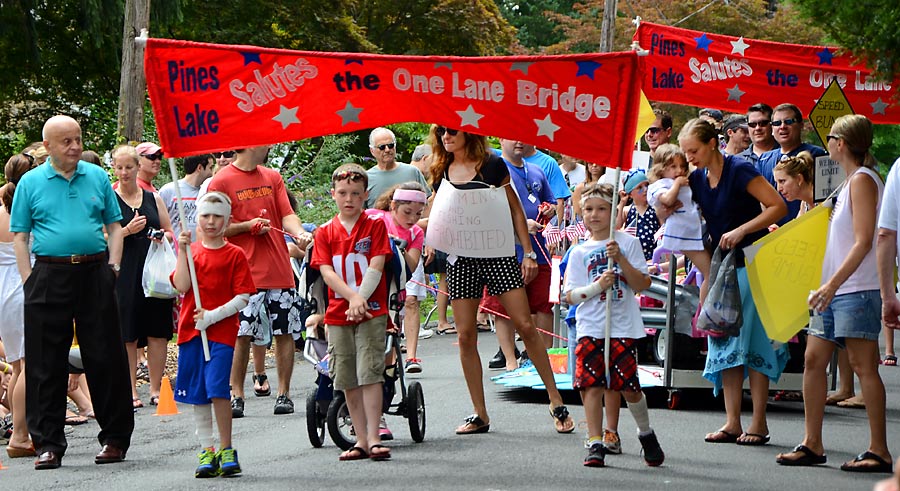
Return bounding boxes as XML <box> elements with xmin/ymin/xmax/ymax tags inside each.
<box><xmin>808</xmin><ymin>78</ymin><xmax>855</xmax><ymax>146</ymax></box>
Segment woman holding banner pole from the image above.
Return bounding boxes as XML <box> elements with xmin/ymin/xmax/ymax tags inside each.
<box><xmin>667</xmin><ymin>119</ymin><xmax>788</xmax><ymax>447</ymax></box>
<box><xmin>427</xmin><ymin>125</ymin><xmax>574</xmax><ymax>435</ymax></box>
<box><xmin>776</xmin><ymin>115</ymin><xmax>892</xmax><ymax>472</ymax></box>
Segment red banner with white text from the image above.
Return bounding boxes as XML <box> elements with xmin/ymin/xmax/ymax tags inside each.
<box><xmin>634</xmin><ymin>22</ymin><xmax>899</xmax><ymax>124</ymax></box>
<box><xmin>144</xmin><ymin>38</ymin><xmax>641</xmax><ymax>167</ymax></box>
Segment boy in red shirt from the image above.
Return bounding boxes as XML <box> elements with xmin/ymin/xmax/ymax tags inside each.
<box><xmin>311</xmin><ymin>164</ymin><xmax>393</xmax><ymax>461</ymax></box>
<box><xmin>171</xmin><ymin>192</ymin><xmax>256</xmax><ymax>477</ymax></box>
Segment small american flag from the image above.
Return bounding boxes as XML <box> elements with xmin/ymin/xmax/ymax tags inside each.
<box><xmin>623</xmin><ymin>218</ymin><xmax>637</xmax><ymax>237</ymax></box>
<box><xmin>542</xmin><ymin>224</ymin><xmax>563</xmax><ymax>246</ymax></box>
<box><xmin>565</xmin><ymin>222</ymin><xmax>587</xmax><ymax>241</ymax></box>
<box><xmin>654</xmin><ymin>223</ymin><xmax>666</xmax><ymax>242</ymax></box>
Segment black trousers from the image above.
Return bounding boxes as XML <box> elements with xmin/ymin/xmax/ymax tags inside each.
<box><xmin>24</xmin><ymin>261</ymin><xmax>134</xmax><ymax>456</ymax></box>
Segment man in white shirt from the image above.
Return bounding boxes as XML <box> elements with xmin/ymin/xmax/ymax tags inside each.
<box><xmin>159</xmin><ymin>154</ymin><xmax>214</xmax><ymax>240</ymax></box>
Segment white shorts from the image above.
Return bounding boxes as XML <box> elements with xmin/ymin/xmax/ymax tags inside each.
<box><xmin>0</xmin><ymin>265</ymin><xmax>25</xmax><ymax>362</ymax></box>
<box><xmin>405</xmin><ymin>261</ymin><xmax>427</xmax><ymax>300</ymax></box>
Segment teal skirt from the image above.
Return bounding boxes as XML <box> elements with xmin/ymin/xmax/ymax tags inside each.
<box><xmin>702</xmin><ymin>267</ymin><xmax>790</xmax><ymax>395</ymax></box>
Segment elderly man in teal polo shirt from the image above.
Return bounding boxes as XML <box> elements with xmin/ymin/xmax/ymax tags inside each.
<box><xmin>10</xmin><ymin>115</ymin><xmax>134</xmax><ymax>470</ymax></box>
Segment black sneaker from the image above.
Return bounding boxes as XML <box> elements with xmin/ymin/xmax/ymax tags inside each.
<box><xmin>487</xmin><ymin>348</ymin><xmax>506</xmax><ymax>370</ymax></box>
<box><xmin>231</xmin><ymin>397</ymin><xmax>244</xmax><ymax>419</ymax></box>
<box><xmin>274</xmin><ymin>394</ymin><xmax>294</xmax><ymax>415</ymax></box>
<box><xmin>639</xmin><ymin>430</ymin><xmax>665</xmax><ymax>466</ymax></box>
<box><xmin>584</xmin><ymin>443</ymin><xmax>606</xmax><ymax>467</ymax></box>
<box><xmin>518</xmin><ymin>349</ymin><xmax>529</xmax><ymax>366</ymax></box>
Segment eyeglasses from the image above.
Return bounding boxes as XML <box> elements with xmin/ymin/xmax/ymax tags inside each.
<box><xmin>645</xmin><ymin>127</ymin><xmax>662</xmax><ymax>135</ymax></box>
<box><xmin>747</xmin><ymin>120</ymin><xmax>771</xmax><ymax>128</ymax></box>
<box><xmin>141</xmin><ymin>152</ymin><xmax>163</xmax><ymax>160</ymax></box>
<box><xmin>332</xmin><ymin>170</ymin><xmax>366</xmax><ymax>182</ymax></box>
<box><xmin>213</xmin><ymin>151</ymin><xmax>235</xmax><ymax>158</ymax></box>
<box><xmin>374</xmin><ymin>142</ymin><xmax>395</xmax><ymax>151</ymax></box>
<box><xmin>771</xmin><ymin>119</ymin><xmax>798</xmax><ymax>127</ymax></box>
<box><xmin>435</xmin><ymin>127</ymin><xmax>459</xmax><ymax>137</ymax></box>
<box><xmin>826</xmin><ymin>135</ymin><xmax>841</xmax><ymax>142</ymax></box>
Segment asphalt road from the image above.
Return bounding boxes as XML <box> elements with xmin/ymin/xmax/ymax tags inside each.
<box><xmin>3</xmin><ymin>331</ymin><xmax>898</xmax><ymax>490</ymax></box>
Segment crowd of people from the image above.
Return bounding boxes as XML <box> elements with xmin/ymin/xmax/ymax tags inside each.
<box><xmin>0</xmin><ymin>102</ymin><xmax>897</xmax><ymax>484</ymax></box>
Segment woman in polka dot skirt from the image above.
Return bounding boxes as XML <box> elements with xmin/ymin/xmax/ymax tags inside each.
<box><xmin>428</xmin><ymin>125</ymin><xmax>575</xmax><ymax>436</ymax></box>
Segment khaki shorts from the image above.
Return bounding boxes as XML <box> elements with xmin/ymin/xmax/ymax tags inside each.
<box><xmin>327</xmin><ymin>315</ymin><xmax>387</xmax><ymax>390</ymax></box>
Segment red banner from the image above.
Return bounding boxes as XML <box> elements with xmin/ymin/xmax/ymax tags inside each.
<box><xmin>144</xmin><ymin>39</ymin><xmax>641</xmax><ymax>167</ymax></box>
<box><xmin>634</xmin><ymin>22</ymin><xmax>899</xmax><ymax>124</ymax></box>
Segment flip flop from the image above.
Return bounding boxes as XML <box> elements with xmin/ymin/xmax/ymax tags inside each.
<box><xmin>338</xmin><ymin>446</ymin><xmax>369</xmax><ymax>461</ymax></box>
<box><xmin>437</xmin><ymin>324</ymin><xmax>458</xmax><ymax>335</ymax></box>
<box><xmin>704</xmin><ymin>430</ymin><xmax>740</xmax><ymax>443</ymax></box>
<box><xmin>65</xmin><ymin>414</ymin><xmax>89</xmax><ymax>426</ymax></box>
<box><xmin>476</xmin><ymin>322</ymin><xmax>492</xmax><ymax>332</ymax></box>
<box><xmin>837</xmin><ymin>396</ymin><xmax>866</xmax><ymax>409</ymax></box>
<box><xmin>883</xmin><ymin>355</ymin><xmax>898</xmax><ymax>366</ymax></box>
<box><xmin>840</xmin><ymin>451</ymin><xmax>893</xmax><ymax>473</ymax></box>
<box><xmin>149</xmin><ymin>395</ymin><xmax>160</xmax><ymax>406</ymax></box>
<box><xmin>825</xmin><ymin>393</ymin><xmax>853</xmax><ymax>405</ymax></box>
<box><xmin>456</xmin><ymin>414</ymin><xmax>490</xmax><ymax>435</ymax></box>
<box><xmin>776</xmin><ymin>444</ymin><xmax>827</xmax><ymax>466</ymax></box>
<box><xmin>369</xmin><ymin>444</ymin><xmax>392</xmax><ymax>461</ymax></box>
<box><xmin>133</xmin><ymin>397</ymin><xmax>144</xmax><ymax>409</ymax></box>
<box><xmin>550</xmin><ymin>405</ymin><xmax>575</xmax><ymax>434</ymax></box>
<box><xmin>253</xmin><ymin>374</ymin><xmax>271</xmax><ymax>397</ymax></box>
<box><xmin>736</xmin><ymin>432</ymin><xmax>770</xmax><ymax>446</ymax></box>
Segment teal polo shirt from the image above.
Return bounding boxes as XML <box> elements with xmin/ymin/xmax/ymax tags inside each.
<box><xmin>9</xmin><ymin>160</ymin><xmax>122</xmax><ymax>256</ymax></box>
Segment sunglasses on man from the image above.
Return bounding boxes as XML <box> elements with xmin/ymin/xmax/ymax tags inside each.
<box><xmin>435</xmin><ymin>127</ymin><xmax>459</xmax><ymax>137</ymax></box>
<box><xmin>141</xmin><ymin>152</ymin><xmax>164</xmax><ymax>160</ymax></box>
<box><xmin>374</xmin><ymin>143</ymin><xmax>396</xmax><ymax>151</ymax></box>
<box><xmin>645</xmin><ymin>127</ymin><xmax>663</xmax><ymax>135</ymax></box>
<box><xmin>213</xmin><ymin>151</ymin><xmax>235</xmax><ymax>158</ymax></box>
<box><xmin>747</xmin><ymin>120</ymin><xmax>771</xmax><ymax>128</ymax></box>
<box><xmin>771</xmin><ymin>119</ymin><xmax>799</xmax><ymax>127</ymax></box>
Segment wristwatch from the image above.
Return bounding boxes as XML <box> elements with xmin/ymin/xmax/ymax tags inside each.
<box><xmin>109</xmin><ymin>263</ymin><xmax>121</xmax><ymax>273</ymax></box>
<box><xmin>523</xmin><ymin>251</ymin><xmax>537</xmax><ymax>260</ymax></box>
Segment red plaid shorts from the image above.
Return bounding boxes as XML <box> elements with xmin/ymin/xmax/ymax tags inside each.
<box><xmin>573</xmin><ymin>337</ymin><xmax>641</xmax><ymax>392</ymax></box>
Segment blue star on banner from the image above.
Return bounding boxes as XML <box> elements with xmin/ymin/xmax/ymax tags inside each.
<box><xmin>694</xmin><ymin>33</ymin><xmax>712</xmax><ymax>52</ymax></box>
<box><xmin>241</xmin><ymin>52</ymin><xmax>262</xmax><ymax>66</ymax></box>
<box><xmin>816</xmin><ymin>48</ymin><xmax>833</xmax><ymax>65</ymax></box>
<box><xmin>575</xmin><ymin>61</ymin><xmax>602</xmax><ymax>80</ymax></box>
<box><xmin>345</xmin><ymin>59</ymin><xmax>363</xmax><ymax>65</ymax></box>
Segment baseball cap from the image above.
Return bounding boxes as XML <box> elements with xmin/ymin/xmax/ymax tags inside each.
<box><xmin>722</xmin><ymin>115</ymin><xmax>749</xmax><ymax>133</ymax></box>
<box><xmin>135</xmin><ymin>142</ymin><xmax>162</xmax><ymax>156</ymax></box>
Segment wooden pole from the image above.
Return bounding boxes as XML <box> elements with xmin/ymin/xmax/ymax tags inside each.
<box><xmin>599</xmin><ymin>0</ymin><xmax>618</xmax><ymax>53</ymax></box>
<box><xmin>117</xmin><ymin>0</ymin><xmax>150</xmax><ymax>142</ymax></box>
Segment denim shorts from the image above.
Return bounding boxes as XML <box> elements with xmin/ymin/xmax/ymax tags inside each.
<box><xmin>810</xmin><ymin>290</ymin><xmax>882</xmax><ymax>347</ymax></box>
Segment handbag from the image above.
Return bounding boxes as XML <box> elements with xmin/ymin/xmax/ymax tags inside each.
<box><xmin>142</xmin><ymin>236</ymin><xmax>178</xmax><ymax>299</ymax></box>
<box><xmin>695</xmin><ymin>247</ymin><xmax>742</xmax><ymax>337</ymax></box>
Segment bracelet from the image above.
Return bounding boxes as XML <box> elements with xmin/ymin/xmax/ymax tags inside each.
<box><xmin>0</xmin><ymin>363</ymin><xmax>9</xmax><ymax>374</ymax></box>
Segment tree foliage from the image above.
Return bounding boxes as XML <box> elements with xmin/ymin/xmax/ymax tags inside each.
<box><xmin>788</xmin><ymin>0</ymin><xmax>900</xmax><ymax>81</ymax></box>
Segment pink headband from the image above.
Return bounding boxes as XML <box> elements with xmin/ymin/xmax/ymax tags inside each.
<box><xmin>392</xmin><ymin>189</ymin><xmax>427</xmax><ymax>203</ymax></box>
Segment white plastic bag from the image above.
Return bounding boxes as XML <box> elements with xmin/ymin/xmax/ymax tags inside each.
<box><xmin>696</xmin><ymin>247</ymin><xmax>743</xmax><ymax>338</ymax></box>
<box><xmin>142</xmin><ymin>236</ymin><xmax>178</xmax><ymax>299</ymax></box>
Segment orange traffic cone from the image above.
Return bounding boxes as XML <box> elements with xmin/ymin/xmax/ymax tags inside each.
<box><xmin>0</xmin><ymin>455</ymin><xmax>6</xmax><ymax>470</ymax></box>
<box><xmin>154</xmin><ymin>375</ymin><xmax>180</xmax><ymax>416</ymax></box>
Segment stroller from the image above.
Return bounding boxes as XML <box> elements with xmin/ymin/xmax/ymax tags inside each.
<box><xmin>301</xmin><ymin>239</ymin><xmax>426</xmax><ymax>450</ymax></box>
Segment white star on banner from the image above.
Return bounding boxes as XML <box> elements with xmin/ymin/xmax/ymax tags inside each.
<box><xmin>456</xmin><ymin>105</ymin><xmax>484</xmax><ymax>128</ymax></box>
<box><xmin>534</xmin><ymin>114</ymin><xmax>560</xmax><ymax>141</ymax></box>
<box><xmin>727</xmin><ymin>84</ymin><xmax>745</xmax><ymax>102</ymax></box>
<box><xmin>510</xmin><ymin>62</ymin><xmax>532</xmax><ymax>74</ymax></box>
<box><xmin>336</xmin><ymin>101</ymin><xmax>363</xmax><ymax>126</ymax></box>
<box><xmin>273</xmin><ymin>105</ymin><xmax>300</xmax><ymax>129</ymax></box>
<box><xmin>730</xmin><ymin>37</ymin><xmax>750</xmax><ymax>56</ymax></box>
<box><xmin>871</xmin><ymin>97</ymin><xmax>889</xmax><ymax>115</ymax></box>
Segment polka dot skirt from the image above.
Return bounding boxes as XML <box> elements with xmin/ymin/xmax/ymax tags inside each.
<box><xmin>446</xmin><ymin>256</ymin><xmax>524</xmax><ymax>300</ymax></box>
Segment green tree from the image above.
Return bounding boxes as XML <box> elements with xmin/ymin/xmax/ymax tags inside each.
<box><xmin>788</xmin><ymin>0</ymin><xmax>900</xmax><ymax>81</ymax></box>
<box><xmin>496</xmin><ymin>0</ymin><xmax>577</xmax><ymax>52</ymax></box>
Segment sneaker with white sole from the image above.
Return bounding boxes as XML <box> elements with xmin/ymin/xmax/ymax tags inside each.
<box><xmin>418</xmin><ymin>328</ymin><xmax>434</xmax><ymax>339</ymax></box>
<box><xmin>405</xmin><ymin>358</ymin><xmax>423</xmax><ymax>373</ymax></box>
<box><xmin>273</xmin><ymin>394</ymin><xmax>294</xmax><ymax>415</ymax></box>
<box><xmin>378</xmin><ymin>416</ymin><xmax>394</xmax><ymax>441</ymax></box>
<box><xmin>603</xmin><ymin>428</ymin><xmax>622</xmax><ymax>454</ymax></box>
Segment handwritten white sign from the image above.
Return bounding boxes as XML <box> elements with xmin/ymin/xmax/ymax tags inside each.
<box><xmin>426</xmin><ymin>184</ymin><xmax>514</xmax><ymax>258</ymax></box>
<box><xmin>814</xmin><ymin>155</ymin><xmax>846</xmax><ymax>202</ymax></box>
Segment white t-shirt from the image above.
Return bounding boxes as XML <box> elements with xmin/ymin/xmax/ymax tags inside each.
<box><xmin>560</xmin><ymin>164</ymin><xmax>586</xmax><ymax>191</ymax></box>
<box><xmin>823</xmin><ymin>166</ymin><xmax>883</xmax><ymax>295</ymax></box>
<box><xmin>877</xmin><ymin>157</ymin><xmax>900</xmax><ymax>256</ymax></box>
<box><xmin>158</xmin><ymin>178</ymin><xmax>201</xmax><ymax>240</ymax></box>
<box><xmin>563</xmin><ymin>231</ymin><xmax>647</xmax><ymax>340</ymax></box>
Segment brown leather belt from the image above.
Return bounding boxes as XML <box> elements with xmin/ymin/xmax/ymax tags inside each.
<box><xmin>35</xmin><ymin>252</ymin><xmax>107</xmax><ymax>264</ymax></box>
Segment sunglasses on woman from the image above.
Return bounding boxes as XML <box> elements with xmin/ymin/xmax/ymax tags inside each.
<box><xmin>141</xmin><ymin>152</ymin><xmax>164</xmax><ymax>160</ymax></box>
<box><xmin>435</xmin><ymin>127</ymin><xmax>459</xmax><ymax>137</ymax></box>
<box><xmin>213</xmin><ymin>151</ymin><xmax>235</xmax><ymax>158</ymax></box>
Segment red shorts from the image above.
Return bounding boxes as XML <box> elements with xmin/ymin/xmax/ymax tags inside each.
<box><xmin>479</xmin><ymin>264</ymin><xmax>552</xmax><ymax>316</ymax></box>
<box><xmin>573</xmin><ymin>337</ymin><xmax>641</xmax><ymax>392</ymax></box>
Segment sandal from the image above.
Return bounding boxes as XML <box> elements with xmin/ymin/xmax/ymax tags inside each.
<box><xmin>550</xmin><ymin>405</ymin><xmax>575</xmax><ymax>433</ymax></box>
<box><xmin>840</xmin><ymin>451</ymin><xmax>893</xmax><ymax>473</ymax></box>
<box><xmin>149</xmin><ymin>395</ymin><xmax>160</xmax><ymax>406</ymax></box>
<box><xmin>476</xmin><ymin>322</ymin><xmax>492</xmax><ymax>332</ymax></box>
<box><xmin>704</xmin><ymin>430</ymin><xmax>739</xmax><ymax>443</ymax></box>
<box><xmin>456</xmin><ymin>414</ymin><xmax>490</xmax><ymax>435</ymax></box>
<box><xmin>883</xmin><ymin>355</ymin><xmax>898</xmax><ymax>366</ymax></box>
<box><xmin>436</xmin><ymin>324</ymin><xmax>457</xmax><ymax>335</ymax></box>
<box><xmin>65</xmin><ymin>414</ymin><xmax>89</xmax><ymax>426</ymax></box>
<box><xmin>133</xmin><ymin>397</ymin><xmax>144</xmax><ymax>409</ymax></box>
<box><xmin>369</xmin><ymin>444</ymin><xmax>392</xmax><ymax>461</ymax></box>
<box><xmin>736</xmin><ymin>432</ymin><xmax>770</xmax><ymax>446</ymax></box>
<box><xmin>253</xmin><ymin>374</ymin><xmax>271</xmax><ymax>397</ymax></box>
<box><xmin>338</xmin><ymin>446</ymin><xmax>369</xmax><ymax>461</ymax></box>
<box><xmin>776</xmin><ymin>444</ymin><xmax>827</xmax><ymax>466</ymax></box>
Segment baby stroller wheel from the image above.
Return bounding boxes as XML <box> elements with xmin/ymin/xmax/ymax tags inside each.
<box><xmin>306</xmin><ymin>390</ymin><xmax>326</xmax><ymax>448</ymax></box>
<box><xmin>327</xmin><ymin>391</ymin><xmax>357</xmax><ymax>450</ymax></box>
<box><xmin>406</xmin><ymin>381</ymin><xmax>426</xmax><ymax>443</ymax></box>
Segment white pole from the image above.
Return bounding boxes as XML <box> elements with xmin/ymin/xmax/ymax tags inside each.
<box><xmin>605</xmin><ymin>167</ymin><xmax>622</xmax><ymax>387</ymax></box>
<box><xmin>166</xmin><ymin>157</ymin><xmax>210</xmax><ymax>361</ymax></box>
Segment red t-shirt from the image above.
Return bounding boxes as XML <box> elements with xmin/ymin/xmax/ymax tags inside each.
<box><xmin>172</xmin><ymin>242</ymin><xmax>256</xmax><ymax>347</ymax></box>
<box><xmin>311</xmin><ymin>213</ymin><xmax>392</xmax><ymax>326</ymax></box>
<box><xmin>207</xmin><ymin>164</ymin><xmax>295</xmax><ymax>289</ymax></box>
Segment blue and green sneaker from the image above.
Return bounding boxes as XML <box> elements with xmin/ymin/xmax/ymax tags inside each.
<box><xmin>195</xmin><ymin>448</ymin><xmax>219</xmax><ymax>478</ymax></box>
<box><xmin>218</xmin><ymin>447</ymin><xmax>241</xmax><ymax>476</ymax></box>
